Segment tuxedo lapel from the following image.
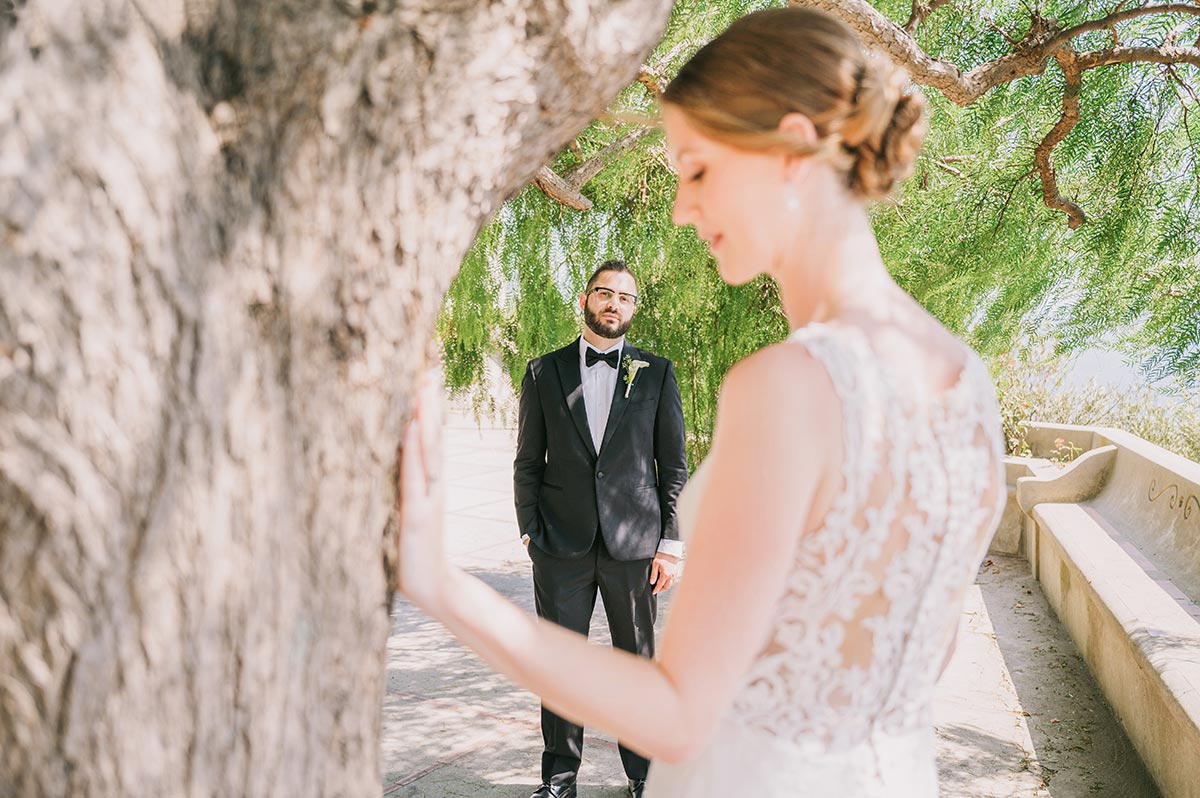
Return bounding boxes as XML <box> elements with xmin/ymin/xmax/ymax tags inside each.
<box><xmin>599</xmin><ymin>345</ymin><xmax>635</xmax><ymax>454</ymax></box>
<box><xmin>555</xmin><ymin>340</ymin><xmax>599</xmax><ymax>460</ymax></box>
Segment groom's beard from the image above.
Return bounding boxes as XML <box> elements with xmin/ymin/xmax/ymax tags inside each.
<box><xmin>584</xmin><ymin>304</ymin><xmax>632</xmax><ymax>340</ymax></box>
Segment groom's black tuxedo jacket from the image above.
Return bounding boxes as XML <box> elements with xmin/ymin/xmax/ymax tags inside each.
<box><xmin>514</xmin><ymin>338</ymin><xmax>688</xmax><ymax>561</ymax></box>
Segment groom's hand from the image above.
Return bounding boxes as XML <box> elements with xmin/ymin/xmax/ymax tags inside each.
<box><xmin>649</xmin><ymin>552</ymin><xmax>681</xmax><ymax>595</ymax></box>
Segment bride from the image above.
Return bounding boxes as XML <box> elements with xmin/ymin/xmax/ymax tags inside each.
<box><xmin>395</xmin><ymin>7</ymin><xmax>1006</xmax><ymax>796</ymax></box>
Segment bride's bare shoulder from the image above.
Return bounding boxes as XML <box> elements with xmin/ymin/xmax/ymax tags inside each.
<box><xmin>859</xmin><ymin>310</ymin><xmax>973</xmax><ymax>395</ymax></box>
<box><xmin>718</xmin><ymin>340</ymin><xmax>842</xmax><ymax>422</ymax></box>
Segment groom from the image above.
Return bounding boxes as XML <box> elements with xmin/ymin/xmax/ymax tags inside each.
<box><xmin>514</xmin><ymin>260</ymin><xmax>688</xmax><ymax>798</ymax></box>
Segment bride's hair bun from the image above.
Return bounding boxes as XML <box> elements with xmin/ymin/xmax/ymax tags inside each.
<box><xmin>839</xmin><ymin>59</ymin><xmax>928</xmax><ymax>200</ymax></box>
<box><xmin>662</xmin><ymin>7</ymin><xmax>928</xmax><ymax>202</ymax></box>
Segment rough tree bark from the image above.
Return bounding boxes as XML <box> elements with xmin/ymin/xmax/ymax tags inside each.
<box><xmin>0</xmin><ymin>1</ymin><xmax>672</xmax><ymax>795</ymax></box>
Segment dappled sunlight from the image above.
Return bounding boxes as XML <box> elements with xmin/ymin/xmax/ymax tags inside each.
<box><xmin>977</xmin><ymin>557</ymin><xmax>1160</xmax><ymax>798</ymax></box>
<box><xmin>935</xmin><ymin>724</ymin><xmax>1048</xmax><ymax>797</ymax></box>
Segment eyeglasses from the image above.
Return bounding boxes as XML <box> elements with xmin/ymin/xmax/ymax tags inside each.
<box><xmin>588</xmin><ymin>286</ymin><xmax>639</xmax><ymax>307</ymax></box>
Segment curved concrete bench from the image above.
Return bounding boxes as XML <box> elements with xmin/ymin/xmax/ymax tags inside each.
<box><xmin>1004</xmin><ymin>422</ymin><xmax>1200</xmax><ymax>798</ymax></box>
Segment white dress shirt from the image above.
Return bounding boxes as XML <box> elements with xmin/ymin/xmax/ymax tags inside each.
<box><xmin>579</xmin><ymin>337</ymin><xmax>623</xmax><ymax>452</ymax></box>
<box><xmin>579</xmin><ymin>337</ymin><xmax>684</xmax><ymax>559</ymax></box>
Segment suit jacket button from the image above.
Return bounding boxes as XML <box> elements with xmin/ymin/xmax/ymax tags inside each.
<box><xmin>597</xmin><ymin>471</ymin><xmax>605</xmax><ymax>478</ymax></box>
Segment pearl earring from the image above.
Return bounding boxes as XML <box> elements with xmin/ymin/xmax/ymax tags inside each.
<box><xmin>786</xmin><ymin>185</ymin><xmax>801</xmax><ymax>213</ymax></box>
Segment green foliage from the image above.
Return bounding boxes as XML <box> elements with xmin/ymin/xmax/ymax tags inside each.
<box><xmin>995</xmin><ymin>354</ymin><xmax>1200</xmax><ymax>463</ymax></box>
<box><xmin>439</xmin><ymin>0</ymin><xmax>1200</xmax><ymax>466</ymax></box>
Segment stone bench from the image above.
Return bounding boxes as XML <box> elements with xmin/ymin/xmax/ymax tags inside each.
<box><xmin>999</xmin><ymin>422</ymin><xmax>1200</xmax><ymax>798</ymax></box>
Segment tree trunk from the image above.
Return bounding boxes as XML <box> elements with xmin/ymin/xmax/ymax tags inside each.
<box><xmin>0</xmin><ymin>1</ymin><xmax>672</xmax><ymax>795</ymax></box>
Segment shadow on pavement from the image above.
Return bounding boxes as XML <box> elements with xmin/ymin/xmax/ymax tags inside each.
<box><xmin>977</xmin><ymin>556</ymin><xmax>1160</xmax><ymax>798</ymax></box>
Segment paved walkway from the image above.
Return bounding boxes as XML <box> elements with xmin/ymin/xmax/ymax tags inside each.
<box><xmin>382</xmin><ymin>409</ymin><xmax>1159</xmax><ymax>797</ymax></box>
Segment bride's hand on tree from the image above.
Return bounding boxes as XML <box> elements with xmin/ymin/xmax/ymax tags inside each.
<box><xmin>395</xmin><ymin>368</ymin><xmax>450</xmax><ymax>610</ymax></box>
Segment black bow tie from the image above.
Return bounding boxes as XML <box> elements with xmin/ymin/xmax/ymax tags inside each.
<box><xmin>586</xmin><ymin>348</ymin><xmax>621</xmax><ymax>369</ymax></box>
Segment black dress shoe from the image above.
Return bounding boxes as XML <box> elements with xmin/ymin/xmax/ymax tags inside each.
<box><xmin>628</xmin><ymin>779</ymin><xmax>647</xmax><ymax>798</ymax></box>
<box><xmin>530</xmin><ymin>782</ymin><xmax>577</xmax><ymax>798</ymax></box>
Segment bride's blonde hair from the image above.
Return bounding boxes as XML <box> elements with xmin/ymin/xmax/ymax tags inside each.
<box><xmin>661</xmin><ymin>7</ymin><xmax>927</xmax><ymax>201</ymax></box>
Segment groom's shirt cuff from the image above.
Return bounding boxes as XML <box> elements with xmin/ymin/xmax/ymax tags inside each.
<box><xmin>656</xmin><ymin>538</ymin><xmax>684</xmax><ymax>558</ymax></box>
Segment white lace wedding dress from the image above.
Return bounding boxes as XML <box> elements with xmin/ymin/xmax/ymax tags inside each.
<box><xmin>645</xmin><ymin>323</ymin><xmax>1006</xmax><ymax>798</ymax></box>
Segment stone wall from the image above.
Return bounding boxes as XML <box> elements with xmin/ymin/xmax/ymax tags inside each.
<box><xmin>998</xmin><ymin>422</ymin><xmax>1200</xmax><ymax>798</ymax></box>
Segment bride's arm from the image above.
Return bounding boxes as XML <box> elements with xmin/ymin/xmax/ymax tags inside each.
<box><xmin>401</xmin><ymin>346</ymin><xmax>839</xmax><ymax>763</ymax></box>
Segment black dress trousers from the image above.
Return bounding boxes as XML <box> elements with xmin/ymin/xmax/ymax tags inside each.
<box><xmin>528</xmin><ymin>534</ymin><xmax>657</xmax><ymax>785</ymax></box>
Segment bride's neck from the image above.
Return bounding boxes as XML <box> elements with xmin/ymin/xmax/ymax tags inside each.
<box><xmin>775</xmin><ymin>204</ymin><xmax>895</xmax><ymax>330</ymax></box>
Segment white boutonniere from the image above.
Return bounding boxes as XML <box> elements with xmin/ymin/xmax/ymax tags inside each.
<box><xmin>623</xmin><ymin>354</ymin><xmax>650</xmax><ymax>398</ymax></box>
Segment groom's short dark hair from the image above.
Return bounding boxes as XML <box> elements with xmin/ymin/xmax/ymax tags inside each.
<box><xmin>585</xmin><ymin>259</ymin><xmax>635</xmax><ymax>291</ymax></box>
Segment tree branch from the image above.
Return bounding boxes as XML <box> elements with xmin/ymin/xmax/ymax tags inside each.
<box><xmin>566</xmin><ymin>128</ymin><xmax>652</xmax><ymax>186</ymax></box>
<box><xmin>1075</xmin><ymin>43</ymin><xmax>1200</xmax><ymax>70</ymax></box>
<box><xmin>991</xmin><ymin>168</ymin><xmax>1038</xmax><ymax>234</ymax></box>
<box><xmin>988</xmin><ymin>19</ymin><xmax>1022</xmax><ymax>46</ymax></box>
<box><xmin>637</xmin><ymin>68</ymin><xmax>663</xmax><ymax>96</ymax></box>
<box><xmin>535</xmin><ymin>164</ymin><xmax>590</xmax><ymax>210</ymax></box>
<box><xmin>791</xmin><ymin>0</ymin><xmax>1200</xmax><ymax>104</ymax></box>
<box><xmin>790</xmin><ymin>0</ymin><xmax>1200</xmax><ymax>225</ymax></box>
<box><xmin>904</xmin><ymin>0</ymin><xmax>951</xmax><ymax>36</ymax></box>
<box><xmin>539</xmin><ymin>1</ymin><xmax>1200</xmax><ymax>220</ymax></box>
<box><xmin>536</xmin><ymin>35</ymin><xmax>703</xmax><ymax>210</ymax></box>
<box><xmin>534</xmin><ymin>128</ymin><xmax>653</xmax><ymax>210</ymax></box>
<box><xmin>638</xmin><ymin>39</ymin><xmax>703</xmax><ymax>96</ymax></box>
<box><xmin>790</xmin><ymin>0</ymin><xmax>975</xmax><ymax>101</ymax></box>
<box><xmin>1045</xmin><ymin>3</ymin><xmax>1200</xmax><ymax>53</ymax></box>
<box><xmin>1166</xmin><ymin>62</ymin><xmax>1200</xmax><ymax>101</ymax></box>
<box><xmin>534</xmin><ymin>166</ymin><xmax>593</xmax><ymax>210</ymax></box>
<box><xmin>1165</xmin><ymin>64</ymin><xmax>1200</xmax><ymax>169</ymax></box>
<box><xmin>934</xmin><ymin>158</ymin><xmax>965</xmax><ymax>178</ymax></box>
<box><xmin>1034</xmin><ymin>52</ymin><xmax>1088</xmax><ymax>229</ymax></box>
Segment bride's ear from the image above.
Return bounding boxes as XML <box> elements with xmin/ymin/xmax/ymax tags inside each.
<box><xmin>778</xmin><ymin>111</ymin><xmax>817</xmax><ymax>141</ymax></box>
<box><xmin>778</xmin><ymin>112</ymin><xmax>818</xmax><ymax>182</ymax></box>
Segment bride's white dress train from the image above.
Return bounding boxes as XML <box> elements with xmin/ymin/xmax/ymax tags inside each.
<box><xmin>645</xmin><ymin>323</ymin><xmax>1006</xmax><ymax>798</ymax></box>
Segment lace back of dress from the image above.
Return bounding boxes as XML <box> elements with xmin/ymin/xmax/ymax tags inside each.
<box><xmin>731</xmin><ymin>325</ymin><xmax>1006</xmax><ymax>751</ymax></box>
